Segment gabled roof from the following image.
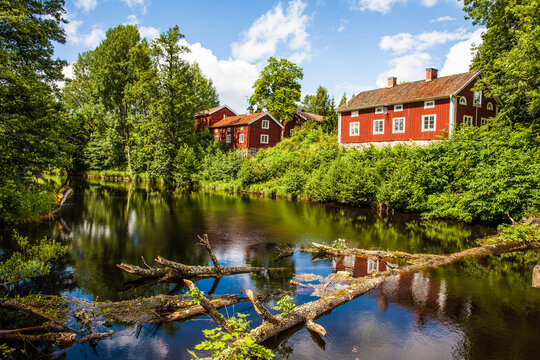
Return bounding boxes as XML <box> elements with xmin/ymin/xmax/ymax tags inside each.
<box><xmin>194</xmin><ymin>104</ymin><xmax>238</xmax><ymax>117</ymax></box>
<box><xmin>210</xmin><ymin>112</ymin><xmax>284</xmax><ymax>129</ymax></box>
<box><xmin>296</xmin><ymin>109</ymin><xmax>324</xmax><ymax>122</ymax></box>
<box><xmin>338</xmin><ymin>71</ymin><xmax>481</xmax><ymax>112</ymax></box>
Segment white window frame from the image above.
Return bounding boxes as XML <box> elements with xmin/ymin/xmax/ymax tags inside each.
<box><xmin>349</xmin><ymin>122</ymin><xmax>359</xmax><ymax>136</ymax></box>
<box><xmin>481</xmin><ymin>118</ymin><xmax>489</xmax><ymax>126</ymax></box>
<box><xmin>239</xmin><ymin>133</ymin><xmax>244</xmax><ymax>143</ymax></box>
<box><xmin>486</xmin><ymin>102</ymin><xmax>493</xmax><ymax>111</ymax></box>
<box><xmin>375</xmin><ymin>107</ymin><xmax>384</xmax><ymax>114</ymax></box>
<box><xmin>424</xmin><ymin>100</ymin><xmax>435</xmax><ymax>109</ymax></box>
<box><xmin>422</xmin><ymin>114</ymin><xmax>436</xmax><ymax>132</ymax></box>
<box><xmin>459</xmin><ymin>97</ymin><xmax>467</xmax><ymax>106</ymax></box>
<box><xmin>226</xmin><ymin>134</ymin><xmax>231</xmax><ymax>143</ymax></box>
<box><xmin>227</xmin><ymin>127</ymin><xmax>231</xmax><ymax>133</ymax></box>
<box><xmin>473</xmin><ymin>91</ymin><xmax>482</xmax><ymax>107</ymax></box>
<box><xmin>240</xmin><ymin>127</ymin><xmax>244</xmax><ymax>130</ymax></box>
<box><xmin>373</xmin><ymin>119</ymin><xmax>384</xmax><ymax>135</ymax></box>
<box><xmin>392</xmin><ymin>117</ymin><xmax>405</xmax><ymax>133</ymax></box>
<box><xmin>261</xmin><ymin>120</ymin><xmax>270</xmax><ymax>129</ymax></box>
<box><xmin>351</xmin><ymin>110</ymin><xmax>359</xmax><ymax>117</ymax></box>
<box><xmin>463</xmin><ymin>115</ymin><xmax>473</xmax><ymax>126</ymax></box>
<box><xmin>214</xmin><ymin>129</ymin><xmax>218</xmax><ymax>133</ymax></box>
<box><xmin>214</xmin><ymin>135</ymin><xmax>220</xmax><ymax>142</ymax></box>
<box><xmin>260</xmin><ymin>134</ymin><xmax>269</xmax><ymax>144</ymax></box>
<box><xmin>394</xmin><ymin>104</ymin><xmax>403</xmax><ymax>112</ymax></box>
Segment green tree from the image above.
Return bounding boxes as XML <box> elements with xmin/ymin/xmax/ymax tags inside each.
<box><xmin>464</xmin><ymin>0</ymin><xmax>540</xmax><ymax>126</ymax></box>
<box><xmin>301</xmin><ymin>86</ymin><xmax>333</xmax><ymax>116</ymax></box>
<box><xmin>338</xmin><ymin>93</ymin><xmax>347</xmax><ymax>108</ymax></box>
<box><xmin>249</xmin><ymin>57</ymin><xmax>303</xmax><ymax>122</ymax></box>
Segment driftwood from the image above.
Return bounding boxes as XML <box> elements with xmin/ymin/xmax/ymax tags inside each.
<box><xmin>246</xmin><ymin>290</ymin><xmax>279</xmax><ymax>324</ymax></box>
<box><xmin>183</xmin><ymin>279</ymin><xmax>232</xmax><ymax>333</ymax></box>
<box><xmin>0</xmin><ymin>332</ymin><xmax>77</xmax><ymax>346</ymax></box>
<box><xmin>197</xmin><ymin>234</ymin><xmax>223</xmax><ymax>274</ymax></box>
<box><xmin>310</xmin><ymin>242</ymin><xmax>422</xmax><ymax>260</ymax></box>
<box><xmin>275</xmin><ymin>243</ymin><xmax>294</xmax><ymax>261</ymax></box>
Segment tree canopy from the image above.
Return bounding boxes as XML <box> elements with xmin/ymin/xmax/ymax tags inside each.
<box><xmin>249</xmin><ymin>57</ymin><xmax>303</xmax><ymax>122</ymax></box>
<box><xmin>301</xmin><ymin>86</ymin><xmax>333</xmax><ymax>117</ymax></box>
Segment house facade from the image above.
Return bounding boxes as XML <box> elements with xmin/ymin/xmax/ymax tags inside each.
<box><xmin>282</xmin><ymin>109</ymin><xmax>323</xmax><ymax>138</ymax></box>
<box><xmin>194</xmin><ymin>105</ymin><xmax>237</xmax><ymax>133</ymax></box>
<box><xmin>337</xmin><ymin>69</ymin><xmax>500</xmax><ymax>147</ymax></box>
<box><xmin>209</xmin><ymin>109</ymin><xmax>283</xmax><ymax>153</ymax></box>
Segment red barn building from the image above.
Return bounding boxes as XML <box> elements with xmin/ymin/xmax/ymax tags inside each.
<box><xmin>194</xmin><ymin>105</ymin><xmax>237</xmax><ymax>133</ymax></box>
<box><xmin>282</xmin><ymin>109</ymin><xmax>324</xmax><ymax>138</ymax></box>
<box><xmin>209</xmin><ymin>108</ymin><xmax>283</xmax><ymax>154</ymax></box>
<box><xmin>337</xmin><ymin>69</ymin><xmax>500</xmax><ymax>147</ymax></box>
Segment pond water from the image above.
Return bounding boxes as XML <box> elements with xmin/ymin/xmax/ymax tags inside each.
<box><xmin>2</xmin><ymin>180</ymin><xmax>540</xmax><ymax>359</ymax></box>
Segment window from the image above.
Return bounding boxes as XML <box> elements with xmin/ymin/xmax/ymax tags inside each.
<box><xmin>239</xmin><ymin>133</ymin><xmax>244</xmax><ymax>143</ymax></box>
<box><xmin>373</xmin><ymin>119</ymin><xmax>384</xmax><ymax>134</ymax></box>
<box><xmin>424</xmin><ymin>100</ymin><xmax>435</xmax><ymax>109</ymax></box>
<box><xmin>351</xmin><ymin>110</ymin><xmax>359</xmax><ymax>117</ymax></box>
<box><xmin>459</xmin><ymin>97</ymin><xmax>467</xmax><ymax>105</ymax></box>
<box><xmin>473</xmin><ymin>91</ymin><xmax>482</xmax><ymax>107</ymax></box>
<box><xmin>486</xmin><ymin>102</ymin><xmax>493</xmax><ymax>111</ymax></box>
<box><xmin>422</xmin><ymin>115</ymin><xmax>436</xmax><ymax>131</ymax></box>
<box><xmin>393</xmin><ymin>117</ymin><xmax>405</xmax><ymax>133</ymax></box>
<box><xmin>463</xmin><ymin>115</ymin><xmax>473</xmax><ymax>126</ymax></box>
<box><xmin>375</xmin><ymin>107</ymin><xmax>384</xmax><ymax>114</ymax></box>
<box><xmin>226</xmin><ymin>134</ymin><xmax>231</xmax><ymax>143</ymax></box>
<box><xmin>214</xmin><ymin>129</ymin><xmax>218</xmax><ymax>133</ymax></box>
<box><xmin>260</xmin><ymin>134</ymin><xmax>269</xmax><ymax>144</ymax></box>
<box><xmin>240</xmin><ymin>127</ymin><xmax>244</xmax><ymax>130</ymax></box>
<box><xmin>349</xmin><ymin>122</ymin><xmax>359</xmax><ymax>136</ymax></box>
<box><xmin>481</xmin><ymin>118</ymin><xmax>489</xmax><ymax>126</ymax></box>
<box><xmin>262</xmin><ymin>120</ymin><xmax>269</xmax><ymax>129</ymax></box>
<box><xmin>394</xmin><ymin>104</ymin><xmax>403</xmax><ymax>112</ymax></box>
<box><xmin>214</xmin><ymin>135</ymin><xmax>220</xmax><ymax>142</ymax></box>
<box><xmin>227</xmin><ymin>127</ymin><xmax>231</xmax><ymax>133</ymax></box>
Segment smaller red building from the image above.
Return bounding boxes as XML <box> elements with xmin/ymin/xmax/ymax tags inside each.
<box><xmin>209</xmin><ymin>109</ymin><xmax>283</xmax><ymax>154</ymax></box>
<box><xmin>194</xmin><ymin>105</ymin><xmax>237</xmax><ymax>133</ymax></box>
<box><xmin>282</xmin><ymin>109</ymin><xmax>324</xmax><ymax>138</ymax></box>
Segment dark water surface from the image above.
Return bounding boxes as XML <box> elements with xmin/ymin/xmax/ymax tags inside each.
<box><xmin>2</xmin><ymin>180</ymin><xmax>540</xmax><ymax>359</ymax></box>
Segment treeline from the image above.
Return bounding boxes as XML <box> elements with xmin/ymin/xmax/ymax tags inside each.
<box><xmin>200</xmin><ymin>121</ymin><xmax>540</xmax><ymax>224</ymax></box>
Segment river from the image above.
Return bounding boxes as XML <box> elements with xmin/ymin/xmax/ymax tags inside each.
<box><xmin>2</xmin><ymin>179</ymin><xmax>540</xmax><ymax>359</ymax></box>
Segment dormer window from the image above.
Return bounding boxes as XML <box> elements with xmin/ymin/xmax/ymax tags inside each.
<box><xmin>459</xmin><ymin>97</ymin><xmax>467</xmax><ymax>106</ymax></box>
<box><xmin>262</xmin><ymin>120</ymin><xmax>269</xmax><ymax>129</ymax></box>
<box><xmin>487</xmin><ymin>102</ymin><xmax>493</xmax><ymax>111</ymax></box>
<box><xmin>375</xmin><ymin>107</ymin><xmax>384</xmax><ymax>114</ymax></box>
<box><xmin>424</xmin><ymin>100</ymin><xmax>435</xmax><ymax>109</ymax></box>
<box><xmin>394</xmin><ymin>104</ymin><xmax>403</xmax><ymax>112</ymax></box>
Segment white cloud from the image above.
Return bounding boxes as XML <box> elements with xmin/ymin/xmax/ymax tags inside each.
<box><xmin>337</xmin><ymin>19</ymin><xmax>349</xmax><ymax>32</ymax></box>
<box><xmin>126</xmin><ymin>14</ymin><xmax>138</xmax><ymax>25</ymax></box>
<box><xmin>121</xmin><ymin>0</ymin><xmax>148</xmax><ymax>14</ymax></box>
<box><xmin>62</xmin><ymin>63</ymin><xmax>74</xmax><ymax>80</ymax></box>
<box><xmin>334</xmin><ymin>80</ymin><xmax>370</xmax><ymax>96</ymax></box>
<box><xmin>65</xmin><ymin>19</ymin><xmax>105</xmax><ymax>48</ymax></box>
<box><xmin>440</xmin><ymin>28</ymin><xmax>484</xmax><ymax>76</ymax></box>
<box><xmin>139</xmin><ymin>26</ymin><xmax>160</xmax><ymax>40</ymax></box>
<box><xmin>430</xmin><ymin>16</ymin><xmax>456</xmax><ymax>23</ymax></box>
<box><xmin>421</xmin><ymin>0</ymin><xmax>438</xmax><ymax>6</ymax></box>
<box><xmin>376</xmin><ymin>52</ymin><xmax>432</xmax><ymax>87</ymax></box>
<box><xmin>380</xmin><ymin>29</ymin><xmax>470</xmax><ymax>54</ymax></box>
<box><xmin>231</xmin><ymin>0</ymin><xmax>312</xmax><ymax>63</ymax></box>
<box><xmin>180</xmin><ymin>40</ymin><xmax>259</xmax><ymax>112</ymax></box>
<box><xmin>74</xmin><ymin>0</ymin><xmax>97</xmax><ymax>12</ymax></box>
<box><xmin>348</xmin><ymin>0</ymin><xmax>407</xmax><ymax>14</ymax></box>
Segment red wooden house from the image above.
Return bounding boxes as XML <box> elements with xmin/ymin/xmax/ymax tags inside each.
<box><xmin>282</xmin><ymin>109</ymin><xmax>324</xmax><ymax>138</ymax></box>
<box><xmin>209</xmin><ymin>108</ymin><xmax>283</xmax><ymax>154</ymax></box>
<box><xmin>194</xmin><ymin>105</ymin><xmax>237</xmax><ymax>133</ymax></box>
<box><xmin>337</xmin><ymin>69</ymin><xmax>500</xmax><ymax>147</ymax></box>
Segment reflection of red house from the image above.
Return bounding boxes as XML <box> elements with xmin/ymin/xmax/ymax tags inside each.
<box><xmin>194</xmin><ymin>105</ymin><xmax>237</xmax><ymax>133</ymax></box>
<box><xmin>209</xmin><ymin>108</ymin><xmax>283</xmax><ymax>154</ymax></box>
<box><xmin>334</xmin><ymin>255</ymin><xmax>388</xmax><ymax>277</ymax></box>
<box><xmin>282</xmin><ymin>109</ymin><xmax>324</xmax><ymax>138</ymax></box>
<box><xmin>337</xmin><ymin>69</ymin><xmax>501</xmax><ymax>147</ymax></box>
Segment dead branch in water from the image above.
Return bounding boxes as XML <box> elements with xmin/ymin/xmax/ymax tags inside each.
<box><xmin>309</xmin><ymin>242</ymin><xmax>425</xmax><ymax>260</ymax></box>
<box><xmin>275</xmin><ymin>243</ymin><xmax>294</xmax><ymax>261</ymax></box>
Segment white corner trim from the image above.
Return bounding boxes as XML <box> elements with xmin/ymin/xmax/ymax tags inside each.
<box><xmin>338</xmin><ymin>113</ymin><xmax>342</xmax><ymax>144</ymax></box>
<box><xmin>449</xmin><ymin>95</ymin><xmax>456</xmax><ymax>136</ymax></box>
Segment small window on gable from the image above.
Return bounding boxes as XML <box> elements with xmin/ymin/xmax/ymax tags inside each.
<box><xmin>463</xmin><ymin>115</ymin><xmax>473</xmax><ymax>126</ymax></box>
<box><xmin>214</xmin><ymin>129</ymin><xmax>218</xmax><ymax>133</ymax></box>
<box><xmin>393</xmin><ymin>117</ymin><xmax>405</xmax><ymax>133</ymax></box>
<box><xmin>373</xmin><ymin>119</ymin><xmax>384</xmax><ymax>134</ymax></box>
<box><xmin>239</xmin><ymin>133</ymin><xmax>244</xmax><ymax>143</ymax></box>
<box><xmin>240</xmin><ymin>127</ymin><xmax>244</xmax><ymax>131</ymax></box>
<box><xmin>487</xmin><ymin>102</ymin><xmax>493</xmax><ymax>111</ymax></box>
<box><xmin>260</xmin><ymin>134</ymin><xmax>269</xmax><ymax>144</ymax></box>
<box><xmin>459</xmin><ymin>97</ymin><xmax>467</xmax><ymax>105</ymax></box>
<box><xmin>226</xmin><ymin>134</ymin><xmax>231</xmax><ymax>143</ymax></box>
<box><xmin>394</xmin><ymin>104</ymin><xmax>403</xmax><ymax>112</ymax></box>
<box><xmin>351</xmin><ymin>110</ymin><xmax>359</xmax><ymax>117</ymax></box>
<box><xmin>375</xmin><ymin>107</ymin><xmax>384</xmax><ymax>114</ymax></box>
<box><xmin>424</xmin><ymin>100</ymin><xmax>435</xmax><ymax>109</ymax></box>
<box><xmin>262</xmin><ymin>120</ymin><xmax>269</xmax><ymax>129</ymax></box>
<box><xmin>473</xmin><ymin>91</ymin><xmax>482</xmax><ymax>107</ymax></box>
<box><xmin>349</xmin><ymin>122</ymin><xmax>359</xmax><ymax>136</ymax></box>
<box><xmin>227</xmin><ymin>127</ymin><xmax>231</xmax><ymax>133</ymax></box>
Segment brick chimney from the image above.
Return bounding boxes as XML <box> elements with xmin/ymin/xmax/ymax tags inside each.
<box><xmin>426</xmin><ymin>68</ymin><xmax>438</xmax><ymax>81</ymax></box>
<box><xmin>246</xmin><ymin>106</ymin><xmax>254</xmax><ymax>115</ymax></box>
<box><xmin>387</xmin><ymin>77</ymin><xmax>397</xmax><ymax>88</ymax></box>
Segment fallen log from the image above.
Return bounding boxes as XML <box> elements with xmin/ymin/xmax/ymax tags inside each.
<box><xmin>310</xmin><ymin>242</ymin><xmax>423</xmax><ymax>260</ymax></box>
<box><xmin>183</xmin><ymin>279</ymin><xmax>232</xmax><ymax>333</ymax></box>
<box><xmin>0</xmin><ymin>332</ymin><xmax>77</xmax><ymax>346</ymax></box>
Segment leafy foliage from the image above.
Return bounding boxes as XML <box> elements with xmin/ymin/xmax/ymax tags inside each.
<box><xmin>0</xmin><ymin>231</ymin><xmax>68</xmax><ymax>284</ymax></box>
<box><xmin>188</xmin><ymin>313</ymin><xmax>274</xmax><ymax>360</ymax></box>
<box><xmin>272</xmin><ymin>295</ymin><xmax>295</xmax><ymax>316</ymax></box>
<box><xmin>498</xmin><ymin>221</ymin><xmax>540</xmax><ymax>243</ymax></box>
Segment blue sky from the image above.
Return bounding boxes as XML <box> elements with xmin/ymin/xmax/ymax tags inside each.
<box><xmin>60</xmin><ymin>0</ymin><xmax>483</xmax><ymax>111</ymax></box>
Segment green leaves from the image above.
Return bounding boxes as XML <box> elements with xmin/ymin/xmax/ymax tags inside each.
<box><xmin>272</xmin><ymin>295</ymin><xmax>295</xmax><ymax>316</ymax></box>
